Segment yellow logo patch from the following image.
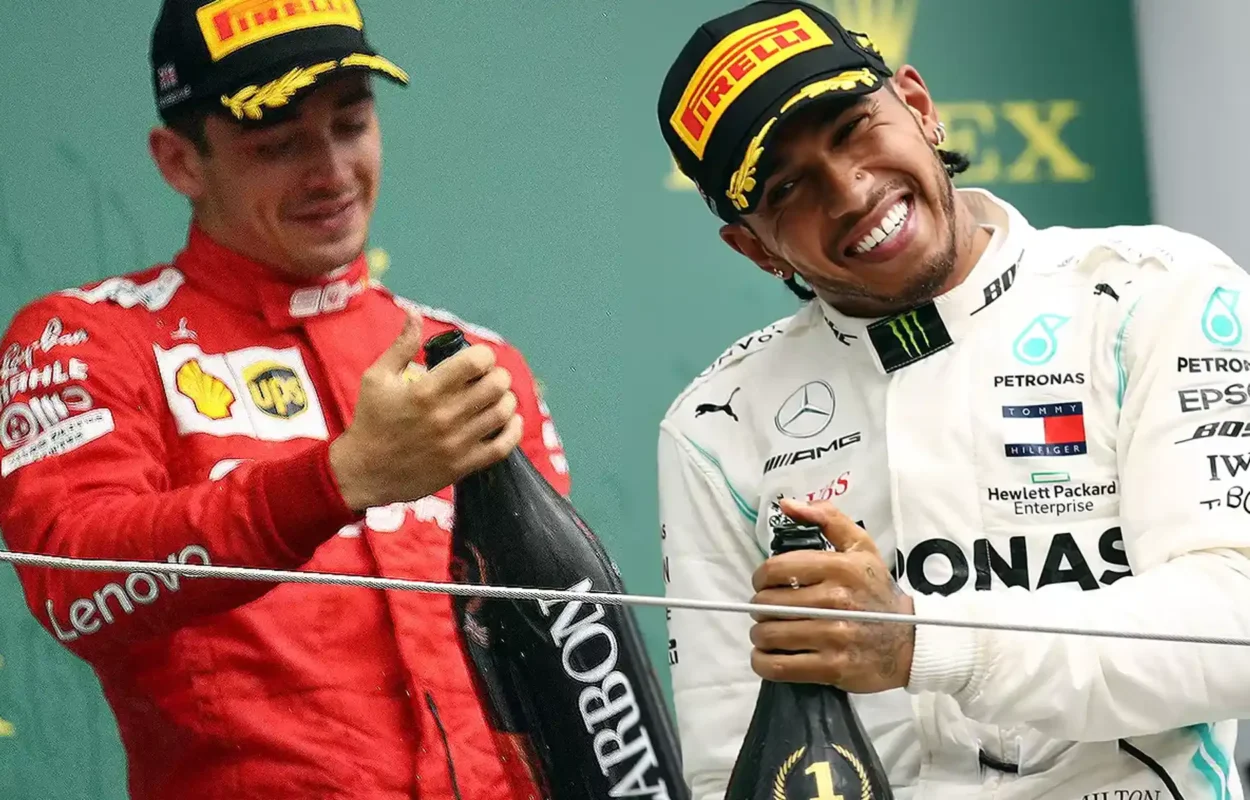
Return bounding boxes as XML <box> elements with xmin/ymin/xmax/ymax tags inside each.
<box><xmin>244</xmin><ymin>361</ymin><xmax>308</xmax><ymax>419</ymax></box>
<box><xmin>176</xmin><ymin>360</ymin><xmax>235</xmax><ymax>421</ymax></box>
<box><xmin>669</xmin><ymin>9</ymin><xmax>833</xmax><ymax>160</ymax></box>
<box><xmin>197</xmin><ymin>0</ymin><xmax>364</xmax><ymax>62</ymax></box>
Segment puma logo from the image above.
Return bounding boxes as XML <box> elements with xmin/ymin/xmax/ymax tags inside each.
<box><xmin>695</xmin><ymin>388</ymin><xmax>740</xmax><ymax>422</ymax></box>
<box><xmin>1093</xmin><ymin>283</ymin><xmax>1120</xmax><ymax>302</ymax></box>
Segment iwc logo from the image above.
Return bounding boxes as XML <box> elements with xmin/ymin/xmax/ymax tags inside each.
<box><xmin>775</xmin><ymin>381</ymin><xmax>835</xmax><ymax>438</ymax></box>
<box><xmin>773</xmin><ymin>744</ymin><xmax>872</xmax><ymax>800</ymax></box>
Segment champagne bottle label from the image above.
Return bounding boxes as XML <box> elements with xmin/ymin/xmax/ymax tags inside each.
<box><xmin>772</xmin><ymin>743</ymin><xmax>874</xmax><ymax>800</ymax></box>
<box><xmin>531</xmin><ymin>577</ymin><xmax>675</xmax><ymax>799</ymax></box>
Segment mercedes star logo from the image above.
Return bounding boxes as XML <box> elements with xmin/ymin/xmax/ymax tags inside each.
<box><xmin>774</xmin><ymin>381</ymin><xmax>835</xmax><ymax>438</ymax></box>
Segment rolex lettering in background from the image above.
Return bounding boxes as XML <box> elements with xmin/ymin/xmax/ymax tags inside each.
<box><xmin>725</xmin><ymin>506</ymin><xmax>893</xmax><ymax>800</ymax></box>
<box><xmin>425</xmin><ymin>330</ymin><xmax>686</xmax><ymax>800</ymax></box>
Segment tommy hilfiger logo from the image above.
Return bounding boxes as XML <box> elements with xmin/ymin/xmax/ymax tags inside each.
<box><xmin>1002</xmin><ymin>402</ymin><xmax>1086</xmax><ymax>458</ymax></box>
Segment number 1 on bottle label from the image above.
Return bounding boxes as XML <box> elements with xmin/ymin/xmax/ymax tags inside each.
<box><xmin>805</xmin><ymin>762</ymin><xmax>844</xmax><ymax>800</ymax></box>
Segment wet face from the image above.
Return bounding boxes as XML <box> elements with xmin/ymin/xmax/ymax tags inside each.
<box><xmin>152</xmin><ymin>75</ymin><xmax>382</xmax><ymax>280</ymax></box>
<box><xmin>721</xmin><ymin>67</ymin><xmax>964</xmax><ymax>317</ymax></box>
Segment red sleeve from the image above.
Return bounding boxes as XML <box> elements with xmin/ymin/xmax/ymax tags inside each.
<box><xmin>0</xmin><ymin>297</ymin><xmax>357</xmax><ymax>661</ymax></box>
<box><xmin>490</xmin><ymin>341</ymin><xmax>571</xmax><ymax>497</ymax></box>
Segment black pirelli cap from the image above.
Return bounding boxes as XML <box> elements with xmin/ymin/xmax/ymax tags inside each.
<box><xmin>150</xmin><ymin>0</ymin><xmax>409</xmax><ymax>125</ymax></box>
<box><xmin>657</xmin><ymin>0</ymin><xmax>892</xmax><ymax>222</ymax></box>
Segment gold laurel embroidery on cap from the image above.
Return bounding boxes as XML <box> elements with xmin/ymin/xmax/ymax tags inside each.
<box><xmin>855</xmin><ymin>33</ymin><xmax>881</xmax><ymax>55</ymax></box>
<box><xmin>220</xmin><ymin>60</ymin><xmax>339</xmax><ymax>120</ymax></box>
<box><xmin>339</xmin><ymin>53</ymin><xmax>410</xmax><ymax>84</ymax></box>
<box><xmin>726</xmin><ymin>69</ymin><xmax>877</xmax><ymax>212</ymax></box>
<box><xmin>772</xmin><ymin>745</ymin><xmax>807</xmax><ymax>800</ymax></box>
<box><xmin>780</xmin><ymin>69</ymin><xmax>879</xmax><ymax>114</ymax></box>
<box><xmin>727</xmin><ymin>116</ymin><xmax>779</xmax><ymax>211</ymax></box>
<box><xmin>832</xmin><ymin>743</ymin><xmax>873</xmax><ymax>800</ymax></box>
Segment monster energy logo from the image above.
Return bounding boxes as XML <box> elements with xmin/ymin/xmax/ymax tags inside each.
<box><xmin>886</xmin><ymin>310</ymin><xmax>929</xmax><ymax>357</ymax></box>
<box><xmin>867</xmin><ymin>302</ymin><xmax>953</xmax><ymax>373</ymax></box>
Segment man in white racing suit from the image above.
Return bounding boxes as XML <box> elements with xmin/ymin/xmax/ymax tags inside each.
<box><xmin>653</xmin><ymin>2</ymin><xmax>1250</xmax><ymax>799</ymax></box>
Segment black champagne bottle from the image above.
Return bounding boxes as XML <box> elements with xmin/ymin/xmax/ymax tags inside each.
<box><xmin>724</xmin><ymin>507</ymin><xmax>894</xmax><ymax>800</ymax></box>
<box><xmin>425</xmin><ymin>330</ymin><xmax>688</xmax><ymax>800</ymax></box>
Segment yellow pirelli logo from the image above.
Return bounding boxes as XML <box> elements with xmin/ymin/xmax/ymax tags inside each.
<box><xmin>669</xmin><ymin>9</ymin><xmax>833</xmax><ymax>159</ymax></box>
<box><xmin>197</xmin><ymin>0</ymin><xmax>364</xmax><ymax>62</ymax></box>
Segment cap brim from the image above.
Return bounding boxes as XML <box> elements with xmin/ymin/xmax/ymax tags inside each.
<box><xmin>216</xmin><ymin>50</ymin><xmax>410</xmax><ymax>124</ymax></box>
<box><xmin>722</xmin><ymin>67</ymin><xmax>887</xmax><ymax>217</ymax></box>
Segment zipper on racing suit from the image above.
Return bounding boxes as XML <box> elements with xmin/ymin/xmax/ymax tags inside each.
<box><xmin>425</xmin><ymin>691</ymin><xmax>464</xmax><ymax>800</ymax></box>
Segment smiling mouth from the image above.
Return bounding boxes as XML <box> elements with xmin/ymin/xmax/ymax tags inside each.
<box><xmin>292</xmin><ymin>197</ymin><xmax>356</xmax><ymax>222</ymax></box>
<box><xmin>847</xmin><ymin>195</ymin><xmax>912</xmax><ymax>257</ymax></box>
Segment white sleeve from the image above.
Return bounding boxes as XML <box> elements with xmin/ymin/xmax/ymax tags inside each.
<box><xmin>906</xmin><ymin>264</ymin><xmax>1250</xmax><ymax>742</ymax></box>
<box><xmin>657</xmin><ymin>421</ymin><xmax>764</xmax><ymax>800</ymax></box>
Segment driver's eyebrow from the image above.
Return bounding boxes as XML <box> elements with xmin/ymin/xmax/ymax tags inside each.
<box><xmin>765</xmin><ymin>96</ymin><xmax>874</xmax><ymax>184</ymax></box>
<box><xmin>336</xmin><ymin>86</ymin><xmax>375</xmax><ymax>109</ymax></box>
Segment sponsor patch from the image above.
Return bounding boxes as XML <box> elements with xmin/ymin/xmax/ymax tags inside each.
<box><xmin>0</xmin><ymin>359</ymin><xmax>89</xmax><ymax>407</ymax></box>
<box><xmin>154</xmin><ymin>344</ymin><xmax>328</xmax><ymax>442</ymax></box>
<box><xmin>197</xmin><ymin>0</ymin><xmax>364</xmax><ymax>62</ymax></box>
<box><xmin>867</xmin><ymin>302</ymin><xmax>953</xmax><ymax>373</ymax></box>
<box><xmin>774</xmin><ymin>380</ymin><xmax>835</xmax><ymax>438</ymax></box>
<box><xmin>289</xmin><ymin>274</ymin><xmax>367</xmax><ymax>319</ymax></box>
<box><xmin>1</xmin><ymin>409</ymin><xmax>115</xmax><ymax>477</ymax></box>
<box><xmin>1</xmin><ymin>387</ymin><xmax>94</xmax><ymax>450</ymax></box>
<box><xmin>243</xmin><ymin>361</ymin><xmax>308</xmax><ymax>419</ymax></box>
<box><xmin>176</xmin><ymin>360</ymin><xmax>236</xmax><ymax>421</ymax></box>
<box><xmin>1002</xmin><ymin>401</ymin><xmax>1086</xmax><ymax>458</ymax></box>
<box><xmin>984</xmin><ymin>479</ymin><xmax>1116</xmax><ymax>519</ymax></box>
<box><xmin>61</xmin><ymin>269</ymin><xmax>184</xmax><ymax>311</ymax></box>
<box><xmin>1</xmin><ymin>318</ymin><xmax>89</xmax><ymax>379</ymax></box>
<box><xmin>669</xmin><ymin>9</ymin><xmax>833</xmax><ymax>159</ymax></box>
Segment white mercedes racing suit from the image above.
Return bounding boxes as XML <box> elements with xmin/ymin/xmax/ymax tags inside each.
<box><xmin>658</xmin><ymin>188</ymin><xmax>1250</xmax><ymax>800</ymax></box>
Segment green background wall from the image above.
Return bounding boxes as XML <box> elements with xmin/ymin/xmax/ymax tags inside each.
<box><xmin>0</xmin><ymin>1</ymin><xmax>1150</xmax><ymax>796</ymax></box>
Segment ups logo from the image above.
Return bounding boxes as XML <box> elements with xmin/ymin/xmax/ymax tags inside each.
<box><xmin>244</xmin><ymin>361</ymin><xmax>307</xmax><ymax>419</ymax></box>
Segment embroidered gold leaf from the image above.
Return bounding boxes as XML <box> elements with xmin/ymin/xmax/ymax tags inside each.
<box><xmin>339</xmin><ymin>53</ymin><xmax>409</xmax><ymax>84</ymax></box>
<box><xmin>221</xmin><ymin>61</ymin><xmax>339</xmax><ymax>121</ymax></box>
<box><xmin>727</xmin><ymin>116</ymin><xmax>778</xmax><ymax>212</ymax></box>
<box><xmin>780</xmin><ymin>69</ymin><xmax>879</xmax><ymax>114</ymax></box>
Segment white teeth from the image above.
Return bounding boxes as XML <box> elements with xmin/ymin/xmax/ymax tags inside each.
<box><xmin>854</xmin><ymin>200</ymin><xmax>910</xmax><ymax>254</ymax></box>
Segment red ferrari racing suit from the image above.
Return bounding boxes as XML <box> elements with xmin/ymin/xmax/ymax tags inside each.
<box><xmin>0</xmin><ymin>226</ymin><xmax>571</xmax><ymax>800</ymax></box>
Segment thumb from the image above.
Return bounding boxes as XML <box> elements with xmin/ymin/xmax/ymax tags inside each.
<box><xmin>373</xmin><ymin>312</ymin><xmax>425</xmax><ymax>376</ymax></box>
<box><xmin>778</xmin><ymin>497</ymin><xmax>877</xmax><ymax>555</ymax></box>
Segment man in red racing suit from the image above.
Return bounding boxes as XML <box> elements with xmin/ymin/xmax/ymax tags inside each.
<box><xmin>0</xmin><ymin>2</ymin><xmax>571</xmax><ymax>799</ymax></box>
<box><xmin>0</xmin><ymin>227</ymin><xmax>571</xmax><ymax>799</ymax></box>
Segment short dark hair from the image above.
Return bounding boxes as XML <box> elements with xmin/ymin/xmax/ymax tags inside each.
<box><xmin>165</xmin><ymin>105</ymin><xmax>213</xmax><ymax>155</ymax></box>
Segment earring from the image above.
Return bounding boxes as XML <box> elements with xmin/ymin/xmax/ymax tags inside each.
<box><xmin>934</xmin><ymin>121</ymin><xmax>947</xmax><ymax>147</ymax></box>
<box><xmin>770</xmin><ymin>268</ymin><xmax>786</xmax><ymax>279</ymax></box>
